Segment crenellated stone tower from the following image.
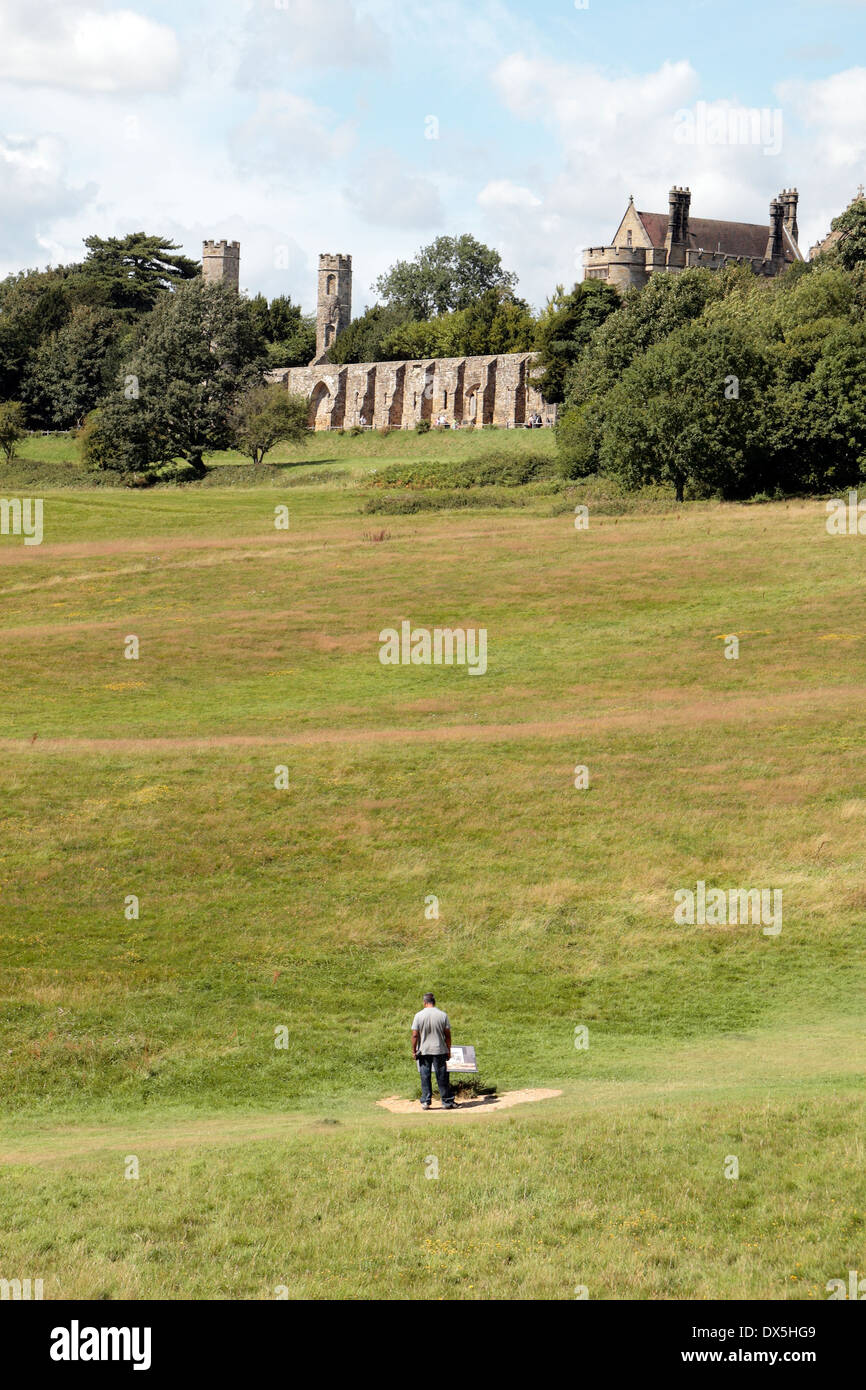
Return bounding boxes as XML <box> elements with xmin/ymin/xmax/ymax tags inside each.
<box><xmin>314</xmin><ymin>253</ymin><xmax>352</xmax><ymax>364</ymax></box>
<box><xmin>202</xmin><ymin>240</ymin><xmax>240</xmax><ymax>291</ymax></box>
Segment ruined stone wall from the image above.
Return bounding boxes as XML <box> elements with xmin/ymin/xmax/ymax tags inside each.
<box><xmin>267</xmin><ymin>353</ymin><xmax>557</xmax><ymax>431</ymax></box>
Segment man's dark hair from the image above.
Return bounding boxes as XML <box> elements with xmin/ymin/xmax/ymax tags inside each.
<box><xmin>423</xmin><ymin>992</ymin><xmax>435</xmax><ymax>1004</ymax></box>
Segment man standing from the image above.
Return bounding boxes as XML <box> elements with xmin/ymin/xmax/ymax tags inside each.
<box><xmin>411</xmin><ymin>993</ymin><xmax>457</xmax><ymax>1111</ymax></box>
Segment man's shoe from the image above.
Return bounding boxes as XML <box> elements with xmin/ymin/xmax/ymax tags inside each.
<box><xmin>421</xmin><ymin>1103</ymin><xmax>431</xmax><ymax>1110</ymax></box>
<box><xmin>442</xmin><ymin>1102</ymin><xmax>458</xmax><ymax>1110</ymax></box>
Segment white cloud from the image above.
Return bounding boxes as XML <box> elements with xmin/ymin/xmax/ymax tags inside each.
<box><xmin>0</xmin><ymin>1</ymin><xmax>181</xmax><ymax>94</ymax></box>
<box><xmin>775</xmin><ymin>67</ymin><xmax>866</xmax><ymax>253</ymax></box>
<box><xmin>344</xmin><ymin>151</ymin><xmax>444</xmax><ymax>228</ymax></box>
<box><xmin>492</xmin><ymin>54</ymin><xmax>698</xmax><ymax>155</ymax></box>
<box><xmin>484</xmin><ymin>52</ymin><xmax>833</xmax><ymax>298</ymax></box>
<box><xmin>778</xmin><ymin>67</ymin><xmax>866</xmax><ymax>168</ymax></box>
<box><xmin>235</xmin><ymin>0</ymin><xmax>388</xmax><ymax>85</ymax></box>
<box><xmin>230</xmin><ymin>92</ymin><xmax>357</xmax><ymax>175</ymax></box>
<box><xmin>478</xmin><ymin>180</ymin><xmax>542</xmax><ymax>210</ymax></box>
<box><xmin>0</xmin><ymin>134</ymin><xmax>95</xmax><ymax>264</ymax></box>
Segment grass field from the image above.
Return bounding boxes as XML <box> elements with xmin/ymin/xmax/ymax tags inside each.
<box><xmin>8</xmin><ymin>424</ymin><xmax>558</xmax><ymax>487</ymax></box>
<box><xmin>1</xmin><ymin>439</ymin><xmax>864</xmax><ymax>1299</ymax></box>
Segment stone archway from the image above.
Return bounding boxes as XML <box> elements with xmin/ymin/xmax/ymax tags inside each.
<box><xmin>308</xmin><ymin>381</ymin><xmax>332</xmax><ymax>430</ymax></box>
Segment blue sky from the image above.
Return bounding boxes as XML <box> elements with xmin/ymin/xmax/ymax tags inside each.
<box><xmin>1</xmin><ymin>0</ymin><xmax>864</xmax><ymax>312</ymax></box>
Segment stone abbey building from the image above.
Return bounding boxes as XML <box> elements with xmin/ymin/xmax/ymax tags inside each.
<box><xmin>204</xmin><ymin>187</ymin><xmax>805</xmax><ymax>429</ymax></box>
<box><xmin>584</xmin><ymin>186</ymin><xmax>803</xmax><ymax>290</ymax></box>
<box><xmin>266</xmin><ymin>250</ymin><xmax>555</xmax><ymax>431</ymax></box>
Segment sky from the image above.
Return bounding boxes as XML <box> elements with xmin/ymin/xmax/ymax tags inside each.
<box><xmin>1</xmin><ymin>0</ymin><xmax>865</xmax><ymax>314</ymax></box>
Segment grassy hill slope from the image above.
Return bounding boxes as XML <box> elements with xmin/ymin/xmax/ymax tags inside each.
<box><xmin>0</xmin><ymin>467</ymin><xmax>864</xmax><ymax>1298</ymax></box>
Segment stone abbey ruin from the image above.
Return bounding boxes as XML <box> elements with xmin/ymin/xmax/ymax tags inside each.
<box><xmin>267</xmin><ymin>250</ymin><xmax>556</xmax><ymax>432</ymax></box>
<box><xmin>203</xmin><ymin>185</ymin><xmax>805</xmax><ymax>430</ymax></box>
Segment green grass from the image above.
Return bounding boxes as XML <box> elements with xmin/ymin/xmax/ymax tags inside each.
<box><xmin>2</xmin><ymin>1085</ymin><xmax>861</xmax><ymax>1300</ymax></box>
<box><xmin>0</xmin><ymin>441</ymin><xmax>864</xmax><ymax>1298</ymax></box>
<box><xmin>8</xmin><ymin>423</ymin><xmax>557</xmax><ymax>488</ymax></box>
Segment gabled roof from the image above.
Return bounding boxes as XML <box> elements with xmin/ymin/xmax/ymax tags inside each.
<box><xmin>636</xmin><ymin>211</ymin><xmax>799</xmax><ymax>262</ymax></box>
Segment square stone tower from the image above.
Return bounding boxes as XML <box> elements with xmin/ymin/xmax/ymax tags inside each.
<box><xmin>202</xmin><ymin>240</ymin><xmax>240</xmax><ymax>291</ymax></box>
<box><xmin>315</xmin><ymin>253</ymin><xmax>352</xmax><ymax>362</ymax></box>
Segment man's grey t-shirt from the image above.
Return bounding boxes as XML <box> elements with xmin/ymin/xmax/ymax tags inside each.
<box><xmin>412</xmin><ymin>1006</ymin><xmax>450</xmax><ymax>1056</ymax></box>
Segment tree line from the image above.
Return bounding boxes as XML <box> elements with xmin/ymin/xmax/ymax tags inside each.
<box><xmin>0</xmin><ymin>233</ymin><xmax>315</xmax><ymax>432</ymax></box>
<box><xmin>1</xmin><ymin>201</ymin><xmax>864</xmax><ymax>490</ymax></box>
<box><xmin>550</xmin><ymin>198</ymin><xmax>866</xmax><ymax>500</ymax></box>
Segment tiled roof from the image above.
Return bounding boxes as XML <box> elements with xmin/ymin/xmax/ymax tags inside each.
<box><xmin>637</xmin><ymin>211</ymin><xmax>797</xmax><ymax>262</ymax></box>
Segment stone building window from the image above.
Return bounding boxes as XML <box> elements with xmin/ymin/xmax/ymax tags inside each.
<box><xmin>326</xmin><ymin>274</ymin><xmax>336</xmax><ymax>295</ymax></box>
<box><xmin>626</xmin><ymin>230</ymin><xmax>633</xmax><ymax>247</ymax></box>
<box><xmin>443</xmin><ymin>389</ymin><xmax>448</xmax><ymax>409</ymax></box>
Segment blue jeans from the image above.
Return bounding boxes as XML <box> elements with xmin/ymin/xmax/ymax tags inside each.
<box><xmin>418</xmin><ymin>1053</ymin><xmax>454</xmax><ymax>1107</ymax></box>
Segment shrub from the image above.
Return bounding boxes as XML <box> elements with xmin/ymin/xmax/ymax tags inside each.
<box><xmin>0</xmin><ymin>401</ymin><xmax>27</xmax><ymax>462</ymax></box>
<box><xmin>415</xmin><ymin>419</ymin><xmax>431</xmax><ymax>433</ymax></box>
<box><xmin>367</xmin><ymin>449</ymin><xmax>554</xmax><ymax>491</ymax></box>
<box><xmin>361</xmin><ymin>487</ymin><xmax>531</xmax><ymax>514</ymax></box>
<box><xmin>152</xmin><ymin>459</ymin><xmax>203</xmax><ymax>485</ymax></box>
<box><xmin>231</xmin><ymin>385</ymin><xmax>307</xmax><ymax>464</ymax></box>
<box><xmin>78</xmin><ymin>403</ymin><xmax>151</xmax><ymax>474</ymax></box>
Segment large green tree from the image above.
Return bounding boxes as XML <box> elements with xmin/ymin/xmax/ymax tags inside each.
<box><xmin>70</xmin><ymin>233</ymin><xmax>199</xmax><ymax>314</ymax></box>
<box><xmin>0</xmin><ymin>268</ymin><xmax>70</xmax><ymax>402</ymax></box>
<box><xmin>824</xmin><ymin>197</ymin><xmax>866</xmax><ymax>272</ymax></box>
<box><xmin>376</xmin><ymin>288</ymin><xmax>536</xmax><ymax>361</ymax></box>
<box><xmin>531</xmin><ymin>280</ymin><xmax>620</xmax><ymax>403</ymax></box>
<box><xmin>24</xmin><ymin>306</ymin><xmax>124</xmax><ymax>428</ymax></box>
<box><xmin>776</xmin><ymin>323</ymin><xmax>866</xmax><ymax>491</ymax></box>
<box><xmin>0</xmin><ymin>233</ymin><xmax>199</xmax><ymax>409</ymax></box>
<box><xmin>328</xmin><ymin>304</ymin><xmax>412</xmax><ymax>365</ymax></box>
<box><xmin>247</xmin><ymin>293</ymin><xmax>316</xmax><ymax>367</ymax></box>
<box><xmin>567</xmin><ymin>266</ymin><xmax>729</xmax><ymax>409</ymax></box>
<box><xmin>85</xmin><ymin>278</ymin><xmax>268</xmax><ymax>474</ymax></box>
<box><xmin>579</xmin><ymin>320</ymin><xmax>777</xmax><ymax>501</ymax></box>
<box><xmin>374</xmin><ymin>234</ymin><xmax>518</xmax><ymax>319</ymax></box>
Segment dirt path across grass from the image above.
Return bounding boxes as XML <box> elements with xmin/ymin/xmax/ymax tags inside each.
<box><xmin>0</xmin><ymin>684</ymin><xmax>863</xmax><ymax>756</ymax></box>
<box><xmin>0</xmin><ymin>522</ymin><xmax>530</xmax><ymax>569</ymax></box>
